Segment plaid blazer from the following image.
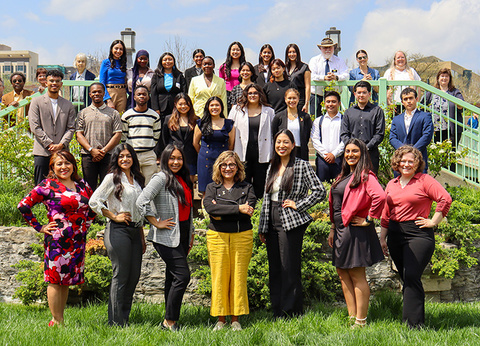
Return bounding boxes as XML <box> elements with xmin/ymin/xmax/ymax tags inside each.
<box><xmin>259</xmin><ymin>158</ymin><xmax>325</xmax><ymax>233</ymax></box>
<box><xmin>136</xmin><ymin>171</ymin><xmax>193</xmax><ymax>248</ymax></box>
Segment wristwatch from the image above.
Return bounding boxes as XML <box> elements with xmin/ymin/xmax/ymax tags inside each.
<box><xmin>87</xmin><ymin>146</ymin><xmax>93</xmax><ymax>153</ymax></box>
<box><xmin>365</xmin><ymin>216</ymin><xmax>372</xmax><ymax>224</ymax></box>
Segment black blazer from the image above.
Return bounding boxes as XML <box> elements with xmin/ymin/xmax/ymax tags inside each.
<box><xmin>254</xmin><ymin>64</ymin><xmax>271</xmax><ymax>89</ymax></box>
<box><xmin>203</xmin><ymin>180</ymin><xmax>257</xmax><ymax>233</ymax></box>
<box><xmin>271</xmin><ymin>109</ymin><xmax>313</xmax><ymax>161</ymax></box>
<box><xmin>184</xmin><ymin>66</ymin><xmax>201</xmax><ymax>91</ymax></box>
<box><xmin>70</xmin><ymin>69</ymin><xmax>96</xmax><ymax>107</ymax></box>
<box><xmin>158</xmin><ymin>114</ymin><xmax>198</xmax><ymax>168</ymax></box>
<box><xmin>151</xmin><ymin>72</ymin><xmax>187</xmax><ymax>118</ymax></box>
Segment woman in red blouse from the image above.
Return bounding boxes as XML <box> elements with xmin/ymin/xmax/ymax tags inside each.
<box><xmin>380</xmin><ymin>145</ymin><xmax>452</xmax><ymax>328</ymax></box>
<box><xmin>18</xmin><ymin>151</ymin><xmax>95</xmax><ymax>326</ymax></box>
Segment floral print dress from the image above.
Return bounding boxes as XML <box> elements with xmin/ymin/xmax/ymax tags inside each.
<box><xmin>18</xmin><ymin>179</ymin><xmax>96</xmax><ymax>285</ymax></box>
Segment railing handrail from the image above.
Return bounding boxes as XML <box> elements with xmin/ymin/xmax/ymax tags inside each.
<box><xmin>0</xmin><ymin>80</ymin><xmax>98</xmax><ymax>119</ymax></box>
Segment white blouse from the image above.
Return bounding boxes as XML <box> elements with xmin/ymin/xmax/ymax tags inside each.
<box><xmin>89</xmin><ymin>172</ymin><xmax>145</xmax><ymax>223</ymax></box>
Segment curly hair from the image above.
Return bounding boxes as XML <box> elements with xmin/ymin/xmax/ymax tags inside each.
<box><xmin>47</xmin><ymin>150</ymin><xmax>82</xmax><ymax>182</ymax></box>
<box><xmin>390</xmin><ymin>145</ymin><xmax>425</xmax><ymax>174</ymax></box>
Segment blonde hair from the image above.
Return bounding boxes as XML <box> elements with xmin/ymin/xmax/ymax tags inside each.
<box><xmin>389</xmin><ymin>51</ymin><xmax>414</xmax><ymax>80</ymax></box>
<box><xmin>212</xmin><ymin>151</ymin><xmax>245</xmax><ymax>184</ymax></box>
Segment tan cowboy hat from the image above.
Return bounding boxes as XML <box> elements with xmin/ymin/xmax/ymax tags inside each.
<box><xmin>317</xmin><ymin>37</ymin><xmax>337</xmax><ymax>48</ymax></box>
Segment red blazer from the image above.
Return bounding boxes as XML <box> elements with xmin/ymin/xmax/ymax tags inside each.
<box><xmin>329</xmin><ymin>171</ymin><xmax>386</xmax><ymax>227</ymax></box>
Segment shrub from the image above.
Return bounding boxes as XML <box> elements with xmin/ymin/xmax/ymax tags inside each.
<box><xmin>12</xmin><ymin>260</ymin><xmax>47</xmax><ymax>305</ymax></box>
<box><xmin>191</xmin><ymin>198</ymin><xmax>342</xmax><ymax>309</ymax></box>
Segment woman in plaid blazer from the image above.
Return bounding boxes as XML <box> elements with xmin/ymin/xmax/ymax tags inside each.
<box><xmin>136</xmin><ymin>144</ymin><xmax>195</xmax><ymax>331</ymax></box>
<box><xmin>259</xmin><ymin>129</ymin><xmax>325</xmax><ymax>317</ymax></box>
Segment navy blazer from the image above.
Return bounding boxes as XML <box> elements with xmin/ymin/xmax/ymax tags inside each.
<box><xmin>389</xmin><ymin>110</ymin><xmax>433</xmax><ymax>171</ymax></box>
<box><xmin>70</xmin><ymin>70</ymin><xmax>96</xmax><ymax>107</ymax></box>
<box><xmin>150</xmin><ymin>72</ymin><xmax>187</xmax><ymax>118</ymax></box>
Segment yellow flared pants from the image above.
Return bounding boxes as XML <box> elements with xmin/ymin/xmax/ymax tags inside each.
<box><xmin>206</xmin><ymin>229</ymin><xmax>253</xmax><ymax>317</ymax></box>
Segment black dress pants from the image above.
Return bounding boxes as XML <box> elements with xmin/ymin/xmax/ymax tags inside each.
<box><xmin>81</xmin><ymin>154</ymin><xmax>111</xmax><ymax>191</ymax></box>
<box><xmin>34</xmin><ymin>155</ymin><xmax>51</xmax><ymax>185</ymax></box>
<box><xmin>387</xmin><ymin>220</ymin><xmax>435</xmax><ymax>328</ymax></box>
<box><xmin>244</xmin><ymin>146</ymin><xmax>269</xmax><ymax>199</ymax></box>
<box><xmin>152</xmin><ymin>220</ymin><xmax>191</xmax><ymax>321</ymax></box>
<box><xmin>266</xmin><ymin>201</ymin><xmax>306</xmax><ymax>318</ymax></box>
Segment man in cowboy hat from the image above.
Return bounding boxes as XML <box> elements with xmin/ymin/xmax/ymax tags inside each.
<box><xmin>308</xmin><ymin>37</ymin><xmax>348</xmax><ymax>117</ymax></box>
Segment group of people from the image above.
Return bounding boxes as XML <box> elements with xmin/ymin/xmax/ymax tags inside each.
<box><xmin>11</xmin><ymin>36</ymin><xmax>458</xmax><ymax>331</ymax></box>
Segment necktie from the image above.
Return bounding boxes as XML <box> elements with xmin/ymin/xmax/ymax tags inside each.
<box><xmin>325</xmin><ymin>59</ymin><xmax>330</xmax><ymax>75</ymax></box>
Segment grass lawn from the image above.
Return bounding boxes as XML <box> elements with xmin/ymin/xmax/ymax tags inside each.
<box><xmin>1</xmin><ymin>293</ymin><xmax>480</xmax><ymax>345</ymax></box>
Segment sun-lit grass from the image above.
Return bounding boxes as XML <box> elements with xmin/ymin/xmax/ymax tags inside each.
<box><xmin>1</xmin><ymin>291</ymin><xmax>480</xmax><ymax>345</ymax></box>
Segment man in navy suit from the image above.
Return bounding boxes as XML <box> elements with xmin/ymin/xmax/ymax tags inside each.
<box><xmin>390</xmin><ymin>87</ymin><xmax>433</xmax><ymax>172</ymax></box>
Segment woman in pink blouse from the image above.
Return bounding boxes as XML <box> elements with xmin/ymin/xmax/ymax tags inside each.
<box><xmin>380</xmin><ymin>145</ymin><xmax>452</xmax><ymax>329</ymax></box>
<box><xmin>219</xmin><ymin>42</ymin><xmax>246</xmax><ymax>110</ymax></box>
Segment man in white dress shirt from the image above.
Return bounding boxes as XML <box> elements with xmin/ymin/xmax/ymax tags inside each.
<box><xmin>309</xmin><ymin>37</ymin><xmax>349</xmax><ymax>117</ymax></box>
<box><xmin>311</xmin><ymin>90</ymin><xmax>344</xmax><ymax>181</ymax></box>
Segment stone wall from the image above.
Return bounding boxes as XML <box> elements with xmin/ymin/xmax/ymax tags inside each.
<box><xmin>1</xmin><ymin>226</ymin><xmax>479</xmax><ymax>305</ymax></box>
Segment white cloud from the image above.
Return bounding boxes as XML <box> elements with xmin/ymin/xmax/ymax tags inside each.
<box><xmin>355</xmin><ymin>0</ymin><xmax>480</xmax><ymax>69</ymax></box>
<box><xmin>251</xmin><ymin>0</ymin><xmax>359</xmax><ymax>43</ymax></box>
<box><xmin>0</xmin><ymin>15</ymin><xmax>17</xmax><ymax>31</ymax></box>
<box><xmin>25</xmin><ymin>12</ymin><xmax>50</xmax><ymax>25</ymax></box>
<box><xmin>46</xmin><ymin>0</ymin><xmax>128</xmax><ymax>21</ymax></box>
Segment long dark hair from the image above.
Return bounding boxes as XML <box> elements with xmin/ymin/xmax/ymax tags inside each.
<box><xmin>47</xmin><ymin>150</ymin><xmax>82</xmax><ymax>183</ymax></box>
<box><xmin>285</xmin><ymin>43</ymin><xmax>302</xmax><ymax>74</ymax></box>
<box><xmin>265</xmin><ymin>129</ymin><xmax>297</xmax><ymax>194</ymax></box>
<box><xmin>168</xmin><ymin>93</ymin><xmax>197</xmax><ymax>131</ymax></box>
<box><xmin>108</xmin><ymin>143</ymin><xmax>145</xmax><ymax>201</ymax></box>
<box><xmin>269</xmin><ymin>59</ymin><xmax>288</xmax><ymax>82</ymax></box>
<box><xmin>155</xmin><ymin>52</ymin><xmax>180</xmax><ymax>77</ymax></box>
<box><xmin>221</xmin><ymin>42</ymin><xmax>246</xmax><ymax>80</ymax></box>
<box><xmin>108</xmin><ymin>40</ymin><xmax>127</xmax><ymax>72</ymax></box>
<box><xmin>159</xmin><ymin>144</ymin><xmax>193</xmax><ymax>205</ymax></box>
<box><xmin>331</xmin><ymin>138</ymin><xmax>372</xmax><ymax>189</ymax></box>
<box><xmin>258</xmin><ymin>44</ymin><xmax>275</xmax><ymax>73</ymax></box>
<box><xmin>236</xmin><ymin>83</ymin><xmax>270</xmax><ymax>111</ymax></box>
<box><xmin>199</xmin><ymin>96</ymin><xmax>225</xmax><ymax>137</ymax></box>
<box><xmin>238</xmin><ymin>61</ymin><xmax>257</xmax><ymax>83</ymax></box>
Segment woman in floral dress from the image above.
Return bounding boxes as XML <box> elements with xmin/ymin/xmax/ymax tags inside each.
<box><xmin>18</xmin><ymin>150</ymin><xmax>95</xmax><ymax>326</ymax></box>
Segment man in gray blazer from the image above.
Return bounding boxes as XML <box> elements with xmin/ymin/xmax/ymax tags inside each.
<box><xmin>28</xmin><ymin>70</ymin><xmax>76</xmax><ymax>185</ymax></box>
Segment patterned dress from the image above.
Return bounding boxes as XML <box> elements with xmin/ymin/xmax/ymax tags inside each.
<box><xmin>18</xmin><ymin>179</ymin><xmax>95</xmax><ymax>285</ymax></box>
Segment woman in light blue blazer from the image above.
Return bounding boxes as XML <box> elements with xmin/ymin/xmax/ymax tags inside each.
<box><xmin>136</xmin><ymin>144</ymin><xmax>194</xmax><ymax>331</ymax></box>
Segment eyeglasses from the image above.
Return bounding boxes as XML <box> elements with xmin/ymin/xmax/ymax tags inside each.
<box><xmin>220</xmin><ymin>163</ymin><xmax>237</xmax><ymax>170</ymax></box>
<box><xmin>357</xmin><ymin>56</ymin><xmax>367</xmax><ymax>60</ymax></box>
<box><xmin>12</xmin><ymin>79</ymin><xmax>23</xmax><ymax>83</ymax></box>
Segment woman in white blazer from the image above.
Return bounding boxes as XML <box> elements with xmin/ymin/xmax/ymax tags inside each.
<box><xmin>228</xmin><ymin>83</ymin><xmax>275</xmax><ymax>198</ymax></box>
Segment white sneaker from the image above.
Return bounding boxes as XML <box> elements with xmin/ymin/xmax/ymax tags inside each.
<box><xmin>231</xmin><ymin>321</ymin><xmax>242</xmax><ymax>331</ymax></box>
<box><xmin>213</xmin><ymin>321</ymin><xmax>226</xmax><ymax>331</ymax></box>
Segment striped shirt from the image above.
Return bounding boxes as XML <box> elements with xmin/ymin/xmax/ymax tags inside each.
<box><xmin>121</xmin><ymin>108</ymin><xmax>161</xmax><ymax>152</ymax></box>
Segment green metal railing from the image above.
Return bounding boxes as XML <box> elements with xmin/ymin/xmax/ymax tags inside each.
<box><xmin>311</xmin><ymin>78</ymin><xmax>480</xmax><ymax>186</ymax></box>
<box><xmin>0</xmin><ymin>79</ymin><xmax>479</xmax><ymax>186</ymax></box>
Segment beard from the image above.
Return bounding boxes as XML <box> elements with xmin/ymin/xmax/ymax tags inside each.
<box><xmin>322</xmin><ymin>51</ymin><xmax>334</xmax><ymax>60</ymax></box>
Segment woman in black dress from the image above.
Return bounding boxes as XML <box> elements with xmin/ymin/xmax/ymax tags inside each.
<box><xmin>285</xmin><ymin>44</ymin><xmax>311</xmax><ymax>113</ymax></box>
<box><xmin>161</xmin><ymin>93</ymin><xmax>198</xmax><ymax>183</ymax></box>
<box><xmin>254</xmin><ymin>44</ymin><xmax>275</xmax><ymax>88</ymax></box>
<box><xmin>328</xmin><ymin>138</ymin><xmax>385</xmax><ymax>328</ymax></box>
<box><xmin>151</xmin><ymin>52</ymin><xmax>187</xmax><ymax>124</ymax></box>
<box><xmin>264</xmin><ymin>59</ymin><xmax>296</xmax><ymax>114</ymax></box>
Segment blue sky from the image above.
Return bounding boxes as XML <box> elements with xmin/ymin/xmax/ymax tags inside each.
<box><xmin>2</xmin><ymin>0</ymin><xmax>479</xmax><ymax>72</ymax></box>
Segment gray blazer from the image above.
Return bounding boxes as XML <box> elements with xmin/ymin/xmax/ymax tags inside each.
<box><xmin>28</xmin><ymin>94</ymin><xmax>76</xmax><ymax>156</ymax></box>
<box><xmin>136</xmin><ymin>171</ymin><xmax>193</xmax><ymax>248</ymax></box>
